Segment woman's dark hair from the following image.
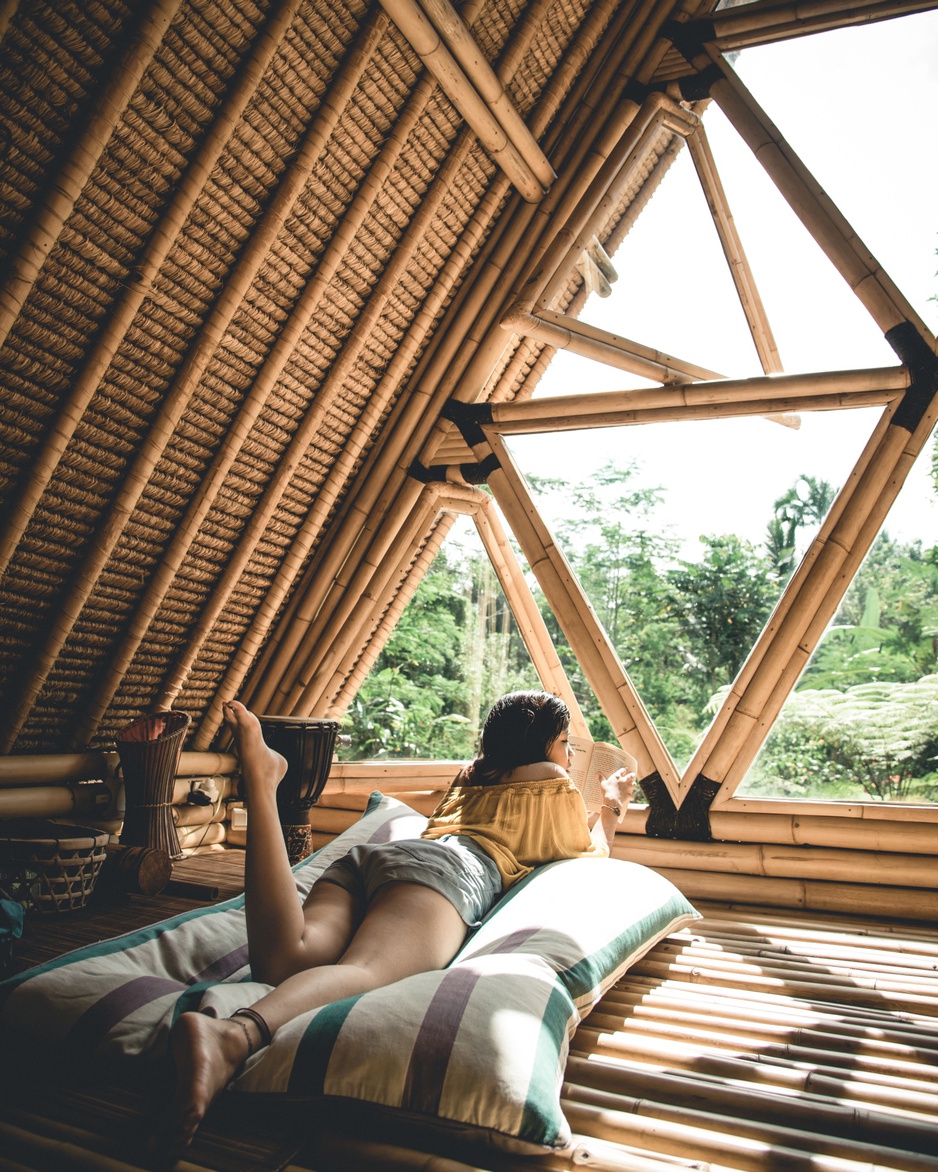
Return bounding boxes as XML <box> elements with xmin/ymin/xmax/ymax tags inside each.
<box><xmin>459</xmin><ymin>691</ymin><xmax>570</xmax><ymax>786</ymax></box>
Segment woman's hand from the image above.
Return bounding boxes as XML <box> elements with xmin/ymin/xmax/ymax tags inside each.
<box><xmin>589</xmin><ymin>767</ymin><xmax>636</xmax><ymax>851</ymax></box>
<box><xmin>600</xmin><ymin>768</ymin><xmax>636</xmax><ymax>819</ymax></box>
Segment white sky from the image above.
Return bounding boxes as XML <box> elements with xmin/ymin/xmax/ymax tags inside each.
<box><xmin>507</xmin><ymin>11</ymin><xmax>938</xmax><ymax>561</ymax></box>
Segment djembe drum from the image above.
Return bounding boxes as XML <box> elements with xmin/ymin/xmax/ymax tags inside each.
<box><xmin>258</xmin><ymin>716</ymin><xmax>341</xmax><ymax>863</ymax></box>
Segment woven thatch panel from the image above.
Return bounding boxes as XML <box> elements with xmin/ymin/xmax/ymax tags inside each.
<box><xmin>0</xmin><ymin>0</ymin><xmax>717</xmax><ymax>753</ymax></box>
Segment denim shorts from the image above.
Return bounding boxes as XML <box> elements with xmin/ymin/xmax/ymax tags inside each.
<box><xmin>317</xmin><ymin>836</ymin><xmax>503</xmax><ymax>927</ymax></box>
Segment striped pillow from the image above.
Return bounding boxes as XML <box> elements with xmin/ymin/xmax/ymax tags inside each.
<box><xmin>0</xmin><ymin>791</ymin><xmax>424</xmax><ymax>1058</ymax></box>
<box><xmin>0</xmin><ymin>792</ymin><xmax>699</xmax><ymax>1153</ymax></box>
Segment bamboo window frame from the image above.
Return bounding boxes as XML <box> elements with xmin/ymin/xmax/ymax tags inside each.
<box><xmin>417</xmin><ymin>35</ymin><xmax>938</xmax><ymax>822</ymax></box>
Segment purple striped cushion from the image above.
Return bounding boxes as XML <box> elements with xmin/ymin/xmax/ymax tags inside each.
<box><xmin>0</xmin><ymin>793</ymin><xmax>699</xmax><ymax>1153</ymax></box>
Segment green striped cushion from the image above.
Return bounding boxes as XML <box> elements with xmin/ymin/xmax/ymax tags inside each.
<box><xmin>0</xmin><ymin>792</ymin><xmax>699</xmax><ymax>1153</ymax></box>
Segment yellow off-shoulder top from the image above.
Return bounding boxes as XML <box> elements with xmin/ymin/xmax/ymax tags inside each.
<box><xmin>420</xmin><ymin>775</ymin><xmax>607</xmax><ymax>890</ymax></box>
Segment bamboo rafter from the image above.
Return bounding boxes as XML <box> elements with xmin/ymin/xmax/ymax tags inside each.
<box><xmin>680</xmin><ymin>0</ymin><xmax>938</xmax><ymax>54</ymax></box>
<box><xmin>73</xmin><ymin>44</ymin><xmax>451</xmax><ymax>746</ymax></box>
<box><xmin>0</xmin><ymin>0</ymin><xmax>307</xmax><ymax>583</ymax></box>
<box><xmin>234</xmin><ymin>0</ymin><xmax>652</xmax><ymax>726</ymax></box>
<box><xmin>377</xmin><ymin>0</ymin><xmax>555</xmax><ymax>200</ymax></box>
<box><xmin>0</xmin><ymin>0</ymin><xmax>185</xmax><ymax>354</ymax></box>
<box><xmin>0</xmin><ymin>9</ymin><xmax>395</xmax><ymax>755</ymax></box>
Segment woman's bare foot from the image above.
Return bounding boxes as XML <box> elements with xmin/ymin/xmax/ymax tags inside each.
<box><xmin>164</xmin><ymin>1012</ymin><xmax>248</xmax><ymax>1154</ymax></box>
<box><xmin>223</xmin><ymin>700</ymin><xmax>287</xmax><ymax>800</ymax></box>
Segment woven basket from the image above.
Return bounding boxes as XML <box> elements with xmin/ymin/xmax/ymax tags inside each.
<box><xmin>0</xmin><ymin>820</ymin><xmax>109</xmax><ymax>914</ymax></box>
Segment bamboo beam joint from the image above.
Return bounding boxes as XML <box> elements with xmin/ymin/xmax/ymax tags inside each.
<box><xmin>886</xmin><ymin>321</ymin><xmax>938</xmax><ymax>433</ymax></box>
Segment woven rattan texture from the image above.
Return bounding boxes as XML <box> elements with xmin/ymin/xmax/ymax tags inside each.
<box><xmin>0</xmin><ymin>0</ymin><xmax>707</xmax><ymax>751</ymax></box>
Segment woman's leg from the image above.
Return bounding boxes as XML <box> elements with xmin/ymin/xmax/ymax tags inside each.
<box><xmin>224</xmin><ymin>700</ymin><xmax>361</xmax><ymax>983</ymax></box>
<box><xmin>166</xmin><ymin>881</ymin><xmax>467</xmax><ymax>1152</ymax></box>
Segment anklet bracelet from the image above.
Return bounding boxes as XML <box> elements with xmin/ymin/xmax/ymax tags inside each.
<box><xmin>231</xmin><ymin>1006</ymin><xmax>272</xmax><ymax>1052</ymax></box>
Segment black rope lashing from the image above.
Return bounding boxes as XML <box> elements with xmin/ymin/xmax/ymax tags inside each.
<box><xmin>885</xmin><ymin>321</ymin><xmax>938</xmax><ymax>434</ymax></box>
<box><xmin>440</xmin><ymin>399</ymin><xmax>493</xmax><ymax>447</ymax></box>
<box><xmin>639</xmin><ymin>771</ymin><xmax>721</xmax><ymax>841</ymax></box>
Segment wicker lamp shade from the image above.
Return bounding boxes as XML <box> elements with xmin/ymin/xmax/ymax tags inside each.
<box><xmin>115</xmin><ymin>711</ymin><xmax>191</xmax><ymax>860</ymax></box>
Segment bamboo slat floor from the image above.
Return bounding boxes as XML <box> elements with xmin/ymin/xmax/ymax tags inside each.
<box><xmin>3</xmin><ymin>848</ymin><xmax>938</xmax><ymax>1172</ymax></box>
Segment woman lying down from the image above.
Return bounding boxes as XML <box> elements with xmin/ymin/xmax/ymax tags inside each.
<box><xmin>166</xmin><ymin>690</ymin><xmax>635</xmax><ymax>1155</ymax></box>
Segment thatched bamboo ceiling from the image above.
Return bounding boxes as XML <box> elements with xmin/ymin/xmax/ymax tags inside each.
<box><xmin>0</xmin><ymin>0</ymin><xmax>935</xmax><ymax>759</ymax></box>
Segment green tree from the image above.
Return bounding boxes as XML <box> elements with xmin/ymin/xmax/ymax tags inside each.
<box><xmin>668</xmin><ymin>534</ymin><xmax>778</xmax><ymax>700</ymax></box>
<box><xmin>340</xmin><ymin>538</ymin><xmax>540</xmax><ymax>760</ymax></box>
<box><xmin>341</xmin><ymin>551</ymin><xmax>471</xmax><ymax>759</ymax></box>
<box><xmin>765</xmin><ymin>475</ymin><xmax>836</xmax><ymax>579</ymax></box>
<box><xmin>802</xmin><ymin>537</ymin><xmax>938</xmax><ymax>689</ymax></box>
<box><xmin>528</xmin><ymin>462</ymin><xmax>697</xmax><ymax>751</ymax></box>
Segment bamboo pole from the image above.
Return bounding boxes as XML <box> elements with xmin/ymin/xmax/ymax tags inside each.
<box><xmin>612</xmin><ymin>836</ymin><xmax>938</xmax><ymax>889</ymax></box>
<box><xmin>693</xmin><ymin>904</ymin><xmax>938</xmax><ymax>948</ymax></box>
<box><xmin>707</xmin><ymin>810</ymin><xmax>938</xmax><ymax>854</ymax></box>
<box><xmin>486</xmin><ymin>366</ymin><xmax>905</xmax><ymax>431</ymax></box>
<box><xmin>0</xmin><ymin>0</ymin><xmax>21</xmax><ymax>45</ymax></box>
<box><xmin>0</xmin><ymin>750</ymin><xmax>233</xmax><ymax>787</ymax></box>
<box><xmin>700</xmin><ymin>390</ymin><xmax>938</xmax><ymax>795</ymax></box>
<box><xmin>562</xmin><ymin>1095</ymin><xmax>938</xmax><ymax>1172</ymax></box>
<box><xmin>0</xmin><ymin>0</ymin><xmax>184</xmax><ymax>352</ymax></box>
<box><xmin>326</xmin><ymin>512</ymin><xmax>456</xmax><ymax>716</ymax></box>
<box><xmin>577</xmin><ymin>1003</ymin><xmax>938</xmax><ymax>1070</ymax></box>
<box><xmin>685</xmin><ymin>122</ymin><xmax>782</xmax><ymax>376</ymax></box>
<box><xmin>0</xmin><ymin>782</ymin><xmax>113</xmax><ymax>821</ymax></box>
<box><xmin>416</xmin><ymin>0</ymin><xmax>555</xmax><ymax>187</ymax></box>
<box><xmin>519</xmin><ymin>98</ymin><xmax>700</xmax><ymax>316</ymax></box>
<box><xmin>472</xmin><ymin>495</ymin><xmax>589</xmax><ymax>736</ymax></box>
<box><xmin>694</xmin><ymin>905</ymin><xmax>938</xmax><ymax>947</ymax></box>
<box><xmin>483</xmin><ymin>430</ymin><xmax>679</xmax><ymax>791</ymax></box>
<box><xmin>0</xmin><ymin>0</ymin><xmax>305</xmax><ymax>581</ymax></box>
<box><xmin>494</xmin><ymin>389</ymin><xmax>893</xmax><ymax>427</ymax></box>
<box><xmin>500</xmin><ymin>306</ymin><xmax>723</xmax><ymax>383</ymax></box>
<box><xmin>0</xmin><ymin>753</ymin><xmax>111</xmax><ymax>786</ymax></box>
<box><xmin>698</xmin><ymin>0</ymin><xmax>938</xmax><ymax>53</ymax></box>
<box><xmin>718</xmin><ymin>396</ymin><xmax>938</xmax><ymax>791</ymax></box>
<box><xmin>598</xmin><ymin>987</ymin><xmax>938</xmax><ymax>1048</ymax></box>
<box><xmin>377</xmin><ymin>0</ymin><xmax>549</xmax><ymax>201</ymax></box>
<box><xmin>609</xmin><ymin>978</ymin><xmax>938</xmax><ymax>1038</ymax></box>
<box><xmin>654</xmin><ymin>866</ymin><xmax>938</xmax><ymax>924</ymax></box>
<box><xmin>696</xmin><ymin>45</ymin><xmax>936</xmax><ymax>346</ymax></box>
<box><xmin>564</xmin><ymin>1054</ymin><xmax>938</xmax><ymax>1154</ymax></box>
<box><xmin>75</xmin><ymin>54</ymin><xmax>445</xmax><ymax>741</ymax></box>
<box><xmin>285</xmin><ymin>486</ymin><xmax>449</xmax><ymax>714</ymax></box>
<box><xmin>638</xmin><ymin>939</ymin><xmax>938</xmax><ymax>995</ymax></box>
<box><xmin>238</xmin><ymin>0</ymin><xmax>665</xmax><ymax>719</ymax></box>
<box><xmin>0</xmin><ymin>11</ymin><xmax>391</xmax><ymax>754</ymax></box>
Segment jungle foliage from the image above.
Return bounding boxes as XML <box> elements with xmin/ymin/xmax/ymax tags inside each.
<box><xmin>340</xmin><ymin>453</ymin><xmax>938</xmax><ymax>804</ymax></box>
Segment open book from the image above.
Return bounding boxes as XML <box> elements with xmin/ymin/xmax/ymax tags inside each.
<box><xmin>567</xmin><ymin>734</ymin><xmax>637</xmax><ymax>816</ymax></box>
